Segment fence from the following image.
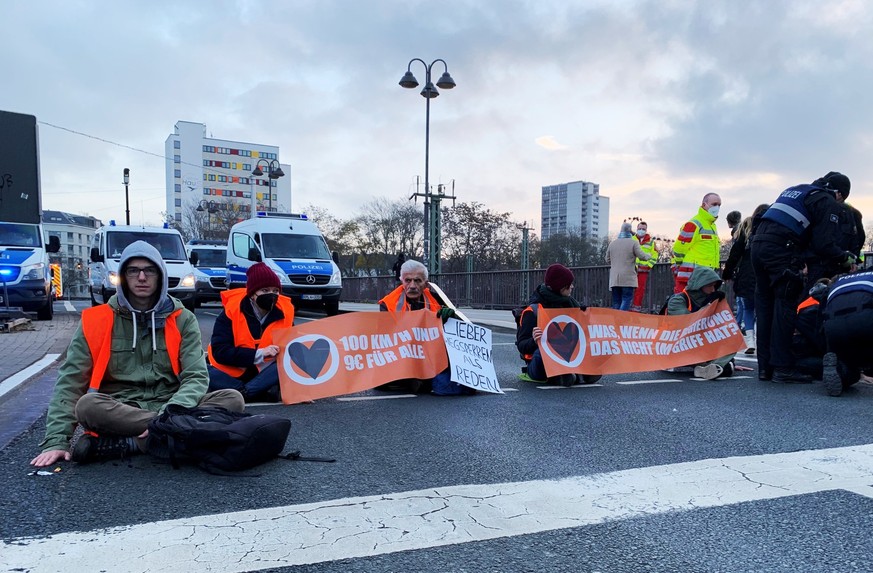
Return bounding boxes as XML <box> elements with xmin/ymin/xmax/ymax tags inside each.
<box><xmin>340</xmin><ymin>263</ymin><xmax>734</xmax><ymax>311</ymax></box>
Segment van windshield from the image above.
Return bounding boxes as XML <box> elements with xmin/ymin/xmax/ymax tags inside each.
<box><xmin>191</xmin><ymin>248</ymin><xmax>226</xmax><ymax>267</ymax></box>
<box><xmin>107</xmin><ymin>232</ymin><xmax>187</xmax><ymax>260</ymax></box>
<box><xmin>0</xmin><ymin>223</ymin><xmax>41</xmax><ymax>248</ymax></box>
<box><xmin>261</xmin><ymin>233</ymin><xmax>331</xmax><ymax>260</ymax></box>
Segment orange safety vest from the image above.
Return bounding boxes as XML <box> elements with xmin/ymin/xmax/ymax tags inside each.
<box><xmin>207</xmin><ymin>288</ymin><xmax>296</xmax><ymax>378</ymax></box>
<box><xmin>518</xmin><ymin>304</ymin><xmax>540</xmax><ymax>361</ymax></box>
<box><xmin>378</xmin><ymin>285</ymin><xmax>441</xmax><ymax>314</ymax></box>
<box><xmin>797</xmin><ymin>296</ymin><xmax>820</xmax><ymax>313</ymax></box>
<box><xmin>81</xmin><ymin>304</ymin><xmax>182</xmax><ymax>392</ymax></box>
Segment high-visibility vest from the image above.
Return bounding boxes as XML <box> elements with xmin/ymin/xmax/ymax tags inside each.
<box><xmin>634</xmin><ymin>234</ymin><xmax>656</xmax><ymax>272</ymax></box>
<box><xmin>378</xmin><ymin>285</ymin><xmax>441</xmax><ymax>314</ymax></box>
<box><xmin>797</xmin><ymin>296</ymin><xmax>819</xmax><ymax>313</ymax></box>
<box><xmin>207</xmin><ymin>288</ymin><xmax>296</xmax><ymax>378</ymax></box>
<box><xmin>81</xmin><ymin>304</ymin><xmax>182</xmax><ymax>392</ymax></box>
<box><xmin>673</xmin><ymin>208</ymin><xmax>720</xmax><ymax>283</ymax></box>
<box><xmin>518</xmin><ymin>304</ymin><xmax>540</xmax><ymax>361</ymax></box>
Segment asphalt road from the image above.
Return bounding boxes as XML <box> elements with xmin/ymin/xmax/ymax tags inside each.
<box><xmin>2</xmin><ymin>302</ymin><xmax>873</xmax><ymax>572</ymax></box>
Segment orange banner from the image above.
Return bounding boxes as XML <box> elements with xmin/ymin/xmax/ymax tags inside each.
<box><xmin>274</xmin><ymin>310</ymin><xmax>448</xmax><ymax>404</ymax></box>
<box><xmin>537</xmin><ymin>300</ymin><xmax>745</xmax><ymax>376</ymax></box>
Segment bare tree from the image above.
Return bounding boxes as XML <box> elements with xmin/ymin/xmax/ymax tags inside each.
<box><xmin>440</xmin><ymin>202</ymin><xmax>521</xmax><ymax>272</ymax></box>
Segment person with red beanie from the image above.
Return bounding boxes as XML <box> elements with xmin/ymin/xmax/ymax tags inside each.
<box><xmin>207</xmin><ymin>262</ymin><xmax>295</xmax><ymax>402</ymax></box>
<box><xmin>515</xmin><ymin>263</ymin><xmax>601</xmax><ymax>386</ymax></box>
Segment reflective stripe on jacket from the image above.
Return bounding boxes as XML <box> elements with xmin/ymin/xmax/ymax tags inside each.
<box><xmin>81</xmin><ymin>304</ymin><xmax>182</xmax><ymax>391</ymax></box>
<box><xmin>207</xmin><ymin>288</ymin><xmax>296</xmax><ymax>378</ymax></box>
<box><xmin>378</xmin><ymin>284</ymin><xmax>441</xmax><ymax>314</ymax></box>
<box><xmin>635</xmin><ymin>234</ymin><xmax>657</xmax><ymax>272</ymax></box>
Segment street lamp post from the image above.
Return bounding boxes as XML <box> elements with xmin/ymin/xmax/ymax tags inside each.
<box><xmin>196</xmin><ymin>200</ymin><xmax>218</xmax><ymax>239</ymax></box>
<box><xmin>399</xmin><ymin>58</ymin><xmax>456</xmax><ymax>275</ymax></box>
<box><xmin>123</xmin><ymin>168</ymin><xmax>130</xmax><ymax>225</ymax></box>
<box><xmin>251</xmin><ymin>159</ymin><xmax>285</xmax><ymax>213</ymax></box>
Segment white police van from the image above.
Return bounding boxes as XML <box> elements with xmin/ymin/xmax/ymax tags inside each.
<box><xmin>0</xmin><ymin>221</ymin><xmax>60</xmax><ymax>320</ymax></box>
<box><xmin>186</xmin><ymin>239</ymin><xmax>227</xmax><ymax>307</ymax></box>
<box><xmin>226</xmin><ymin>212</ymin><xmax>342</xmax><ymax>315</ymax></box>
<box><xmin>89</xmin><ymin>223</ymin><xmax>196</xmax><ymax>309</ymax></box>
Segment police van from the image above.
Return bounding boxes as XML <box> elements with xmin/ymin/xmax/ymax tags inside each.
<box><xmin>186</xmin><ymin>239</ymin><xmax>227</xmax><ymax>307</ymax></box>
<box><xmin>0</xmin><ymin>221</ymin><xmax>60</xmax><ymax>320</ymax></box>
<box><xmin>226</xmin><ymin>212</ymin><xmax>342</xmax><ymax>315</ymax></box>
<box><xmin>89</xmin><ymin>223</ymin><xmax>196</xmax><ymax>309</ymax></box>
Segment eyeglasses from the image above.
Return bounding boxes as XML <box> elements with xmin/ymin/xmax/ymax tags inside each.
<box><xmin>124</xmin><ymin>266</ymin><xmax>159</xmax><ymax>278</ymax></box>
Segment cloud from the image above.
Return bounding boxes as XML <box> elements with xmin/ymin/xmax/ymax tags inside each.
<box><xmin>535</xmin><ymin>136</ymin><xmax>569</xmax><ymax>151</ymax></box>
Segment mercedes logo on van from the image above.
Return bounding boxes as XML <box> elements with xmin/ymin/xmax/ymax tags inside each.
<box><xmin>306</xmin><ymin>274</ymin><xmax>316</xmax><ymax>284</ymax></box>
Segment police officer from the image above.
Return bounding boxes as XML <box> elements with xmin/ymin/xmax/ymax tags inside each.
<box><xmin>806</xmin><ymin>183</ymin><xmax>864</xmax><ymax>286</ymax></box>
<box><xmin>751</xmin><ymin>172</ymin><xmax>855</xmax><ymax>384</ymax></box>
<box><xmin>821</xmin><ymin>271</ymin><xmax>873</xmax><ymax>397</ymax></box>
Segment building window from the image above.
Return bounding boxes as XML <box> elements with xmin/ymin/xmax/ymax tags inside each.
<box><xmin>174</xmin><ymin>198</ymin><xmax>182</xmax><ymax>207</ymax></box>
<box><xmin>174</xmin><ymin>169</ymin><xmax>181</xmax><ymax>178</ymax></box>
<box><xmin>175</xmin><ymin>213</ymin><xmax>182</xmax><ymax>222</ymax></box>
<box><xmin>174</xmin><ymin>155</ymin><xmax>181</xmax><ymax>163</ymax></box>
<box><xmin>174</xmin><ymin>183</ymin><xmax>181</xmax><ymax>192</ymax></box>
<box><xmin>174</xmin><ymin>140</ymin><xmax>180</xmax><ymax>149</ymax></box>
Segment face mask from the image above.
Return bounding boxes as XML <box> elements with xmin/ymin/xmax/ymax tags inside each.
<box><xmin>636</xmin><ymin>229</ymin><xmax>646</xmax><ymax>237</ymax></box>
<box><xmin>707</xmin><ymin>205</ymin><xmax>720</xmax><ymax>218</ymax></box>
<box><xmin>255</xmin><ymin>293</ymin><xmax>278</xmax><ymax>311</ymax></box>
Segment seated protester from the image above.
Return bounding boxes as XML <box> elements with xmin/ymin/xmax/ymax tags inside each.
<box><xmin>207</xmin><ymin>262</ymin><xmax>295</xmax><ymax>403</ymax></box>
<box><xmin>791</xmin><ymin>279</ymin><xmax>831</xmax><ymax>379</ymax></box>
<box><xmin>30</xmin><ymin>241</ymin><xmax>244</xmax><ymax>468</ymax></box>
<box><xmin>378</xmin><ymin>259</ymin><xmax>474</xmax><ymax>396</ymax></box>
<box><xmin>821</xmin><ymin>270</ymin><xmax>873</xmax><ymax>397</ymax></box>
<box><xmin>666</xmin><ymin>266</ymin><xmax>736</xmax><ymax>380</ymax></box>
<box><xmin>516</xmin><ymin>263</ymin><xmax>602</xmax><ymax>386</ymax></box>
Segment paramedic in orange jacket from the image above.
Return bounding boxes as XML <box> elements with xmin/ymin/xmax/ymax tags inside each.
<box><xmin>208</xmin><ymin>262</ymin><xmax>295</xmax><ymax>403</ymax></box>
<box><xmin>30</xmin><ymin>241</ymin><xmax>243</xmax><ymax>468</ymax></box>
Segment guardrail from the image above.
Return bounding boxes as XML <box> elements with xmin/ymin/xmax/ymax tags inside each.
<box><xmin>340</xmin><ymin>263</ymin><xmax>736</xmax><ymax>312</ymax></box>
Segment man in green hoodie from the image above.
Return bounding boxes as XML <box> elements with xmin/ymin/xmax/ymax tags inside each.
<box><xmin>666</xmin><ymin>266</ymin><xmax>736</xmax><ymax>380</ymax></box>
<box><xmin>30</xmin><ymin>241</ymin><xmax>244</xmax><ymax>467</ymax></box>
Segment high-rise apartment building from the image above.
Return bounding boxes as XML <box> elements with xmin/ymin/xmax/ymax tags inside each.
<box><xmin>540</xmin><ymin>180</ymin><xmax>609</xmax><ymax>240</ymax></box>
<box><xmin>164</xmin><ymin>121</ymin><xmax>291</xmax><ymax>223</ymax></box>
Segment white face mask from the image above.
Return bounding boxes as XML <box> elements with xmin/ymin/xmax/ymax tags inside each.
<box><xmin>707</xmin><ymin>205</ymin><xmax>720</xmax><ymax>218</ymax></box>
<box><xmin>636</xmin><ymin>229</ymin><xmax>646</xmax><ymax>237</ymax></box>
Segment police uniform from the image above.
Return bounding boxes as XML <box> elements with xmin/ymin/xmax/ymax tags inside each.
<box><xmin>750</xmin><ymin>174</ymin><xmax>850</xmax><ymax>382</ymax></box>
<box><xmin>821</xmin><ymin>271</ymin><xmax>873</xmax><ymax>395</ymax></box>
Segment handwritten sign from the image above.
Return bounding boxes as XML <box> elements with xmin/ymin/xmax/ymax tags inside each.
<box><xmin>442</xmin><ymin>318</ymin><xmax>502</xmax><ymax>394</ymax></box>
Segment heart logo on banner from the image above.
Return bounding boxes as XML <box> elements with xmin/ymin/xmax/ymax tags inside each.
<box><xmin>288</xmin><ymin>338</ymin><xmax>332</xmax><ymax>379</ymax></box>
<box><xmin>546</xmin><ymin>321</ymin><xmax>580</xmax><ymax>362</ymax></box>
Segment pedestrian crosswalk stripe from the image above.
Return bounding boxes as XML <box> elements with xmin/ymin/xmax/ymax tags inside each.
<box><xmin>6</xmin><ymin>444</ymin><xmax>873</xmax><ymax>572</ymax></box>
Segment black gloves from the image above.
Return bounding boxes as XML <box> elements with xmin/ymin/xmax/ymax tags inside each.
<box><xmin>437</xmin><ymin>307</ymin><xmax>457</xmax><ymax>323</ymax></box>
<box><xmin>705</xmin><ymin>290</ymin><xmax>726</xmax><ymax>305</ymax></box>
<box><xmin>842</xmin><ymin>252</ymin><xmax>858</xmax><ymax>269</ymax></box>
<box><xmin>579</xmin><ymin>305</ymin><xmax>588</xmax><ymax>312</ymax></box>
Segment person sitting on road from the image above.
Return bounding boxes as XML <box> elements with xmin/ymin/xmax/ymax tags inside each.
<box><xmin>516</xmin><ymin>263</ymin><xmax>601</xmax><ymax>386</ymax></box>
<box><xmin>30</xmin><ymin>241</ymin><xmax>244</xmax><ymax>468</ymax></box>
<box><xmin>665</xmin><ymin>266</ymin><xmax>736</xmax><ymax>380</ymax></box>
<box><xmin>207</xmin><ymin>262</ymin><xmax>295</xmax><ymax>403</ymax></box>
<box><xmin>791</xmin><ymin>278</ymin><xmax>831</xmax><ymax>380</ymax></box>
<box><xmin>378</xmin><ymin>259</ymin><xmax>473</xmax><ymax>396</ymax></box>
<box><xmin>821</xmin><ymin>270</ymin><xmax>873</xmax><ymax>397</ymax></box>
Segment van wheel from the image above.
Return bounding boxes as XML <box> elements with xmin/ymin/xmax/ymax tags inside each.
<box><xmin>325</xmin><ymin>301</ymin><xmax>339</xmax><ymax>316</ymax></box>
<box><xmin>37</xmin><ymin>296</ymin><xmax>54</xmax><ymax>321</ymax></box>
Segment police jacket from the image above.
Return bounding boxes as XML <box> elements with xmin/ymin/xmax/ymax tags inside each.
<box><xmin>756</xmin><ymin>183</ymin><xmax>845</xmax><ymax>263</ymax></box>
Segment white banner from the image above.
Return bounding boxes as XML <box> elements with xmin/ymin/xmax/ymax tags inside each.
<box><xmin>441</xmin><ymin>318</ymin><xmax>502</xmax><ymax>394</ymax></box>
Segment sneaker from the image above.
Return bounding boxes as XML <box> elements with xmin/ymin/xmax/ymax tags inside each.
<box><xmin>549</xmin><ymin>374</ymin><xmax>575</xmax><ymax>387</ymax></box>
<box><xmin>822</xmin><ymin>353</ymin><xmax>842</xmax><ymax>397</ymax></box>
<box><xmin>71</xmin><ymin>434</ymin><xmax>136</xmax><ymax>464</ymax></box>
<box><xmin>772</xmin><ymin>368</ymin><xmax>813</xmax><ymax>384</ymax></box>
<box><xmin>578</xmin><ymin>374</ymin><xmax>602</xmax><ymax>384</ymax></box>
<box><xmin>693</xmin><ymin>363</ymin><xmax>723</xmax><ymax>380</ymax></box>
<box><xmin>721</xmin><ymin>361</ymin><xmax>735</xmax><ymax>378</ymax></box>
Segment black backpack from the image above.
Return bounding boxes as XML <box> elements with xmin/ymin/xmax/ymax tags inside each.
<box><xmin>146</xmin><ymin>405</ymin><xmax>292</xmax><ymax>473</ymax></box>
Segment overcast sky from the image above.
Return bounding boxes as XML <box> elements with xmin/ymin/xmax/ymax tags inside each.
<box><xmin>3</xmin><ymin>0</ymin><xmax>871</xmax><ymax>241</ymax></box>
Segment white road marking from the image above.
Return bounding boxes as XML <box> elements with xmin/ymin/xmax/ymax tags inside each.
<box><xmin>336</xmin><ymin>394</ymin><xmax>416</xmax><ymax>401</ymax></box>
<box><xmin>616</xmin><ymin>378</ymin><xmax>681</xmax><ymax>385</ymax></box>
<box><xmin>536</xmin><ymin>384</ymin><xmax>604</xmax><ymax>390</ymax></box>
<box><xmin>0</xmin><ymin>354</ymin><xmax>61</xmax><ymax>399</ymax></box>
<box><xmin>501</xmin><ymin>387</ymin><xmax>519</xmax><ymax>392</ymax></box>
<box><xmin>63</xmin><ymin>300</ymin><xmax>76</xmax><ymax>312</ymax></box>
<box><xmin>6</xmin><ymin>444</ymin><xmax>873</xmax><ymax>572</ymax></box>
<box><xmin>844</xmin><ymin>485</ymin><xmax>873</xmax><ymax>499</ymax></box>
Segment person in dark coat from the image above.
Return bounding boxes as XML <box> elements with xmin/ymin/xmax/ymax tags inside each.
<box><xmin>392</xmin><ymin>252</ymin><xmax>406</xmax><ymax>284</ymax></box>
<box><xmin>722</xmin><ymin>204</ymin><xmax>769</xmax><ymax>354</ymax></box>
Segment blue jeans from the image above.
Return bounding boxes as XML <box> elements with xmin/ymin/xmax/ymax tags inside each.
<box><xmin>207</xmin><ymin>361</ymin><xmax>280</xmax><ymax>402</ymax></box>
<box><xmin>611</xmin><ymin>287</ymin><xmax>635</xmax><ymax>311</ymax></box>
<box><xmin>737</xmin><ymin>296</ymin><xmax>755</xmax><ymax>332</ymax></box>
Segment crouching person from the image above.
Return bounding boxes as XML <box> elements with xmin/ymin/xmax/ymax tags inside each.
<box><xmin>378</xmin><ymin>259</ymin><xmax>475</xmax><ymax>396</ymax></box>
<box><xmin>207</xmin><ymin>262</ymin><xmax>295</xmax><ymax>402</ymax></box>
<box><xmin>821</xmin><ymin>271</ymin><xmax>873</xmax><ymax>397</ymax></box>
<box><xmin>30</xmin><ymin>241</ymin><xmax>244</xmax><ymax>467</ymax></box>
<box><xmin>666</xmin><ymin>266</ymin><xmax>736</xmax><ymax>380</ymax></box>
<box><xmin>516</xmin><ymin>263</ymin><xmax>602</xmax><ymax>386</ymax></box>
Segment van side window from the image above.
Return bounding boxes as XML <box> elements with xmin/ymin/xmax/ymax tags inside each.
<box><xmin>232</xmin><ymin>233</ymin><xmax>256</xmax><ymax>258</ymax></box>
